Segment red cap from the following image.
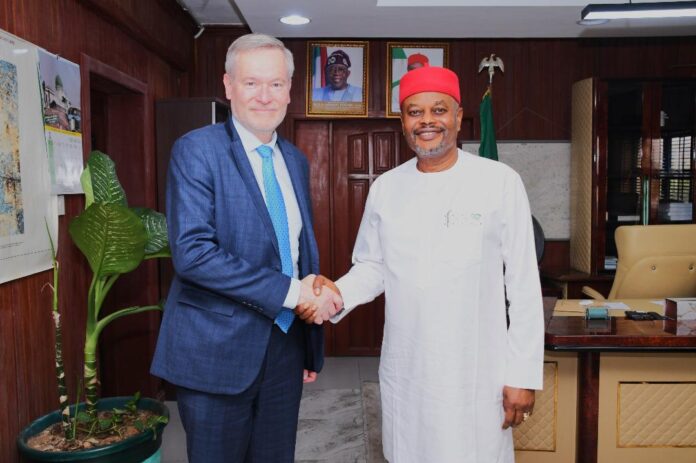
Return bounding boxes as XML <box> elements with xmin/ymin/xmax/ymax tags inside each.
<box><xmin>407</xmin><ymin>53</ymin><xmax>429</xmax><ymax>68</ymax></box>
<box><xmin>399</xmin><ymin>66</ymin><xmax>460</xmax><ymax>105</ymax></box>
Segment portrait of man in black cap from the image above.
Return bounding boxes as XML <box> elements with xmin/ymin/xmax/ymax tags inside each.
<box><xmin>311</xmin><ymin>49</ymin><xmax>363</xmax><ymax>102</ymax></box>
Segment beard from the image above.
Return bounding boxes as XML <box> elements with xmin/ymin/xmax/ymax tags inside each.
<box><xmin>405</xmin><ymin>126</ymin><xmax>452</xmax><ymax>159</ymax></box>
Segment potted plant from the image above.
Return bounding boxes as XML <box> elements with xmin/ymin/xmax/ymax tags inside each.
<box><xmin>17</xmin><ymin>151</ymin><xmax>170</xmax><ymax>463</ymax></box>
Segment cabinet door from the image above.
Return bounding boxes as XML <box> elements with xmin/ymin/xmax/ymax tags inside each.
<box><xmin>604</xmin><ymin>81</ymin><xmax>645</xmax><ymax>270</ymax></box>
<box><xmin>653</xmin><ymin>81</ymin><xmax>695</xmax><ymax>225</ymax></box>
<box><xmin>602</xmin><ymin>80</ymin><xmax>696</xmax><ymax>272</ymax></box>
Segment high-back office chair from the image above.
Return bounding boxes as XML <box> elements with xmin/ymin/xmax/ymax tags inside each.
<box><xmin>582</xmin><ymin>224</ymin><xmax>696</xmax><ymax>300</ymax></box>
<box><xmin>532</xmin><ymin>215</ymin><xmax>545</xmax><ymax>264</ymax></box>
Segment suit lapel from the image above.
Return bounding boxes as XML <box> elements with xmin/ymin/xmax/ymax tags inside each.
<box><xmin>278</xmin><ymin>138</ymin><xmax>310</xmax><ymax>232</ymax></box>
<box><xmin>278</xmin><ymin>138</ymin><xmax>316</xmax><ymax>278</ymax></box>
<box><xmin>224</xmin><ymin>120</ymin><xmax>280</xmax><ymax>257</ymax></box>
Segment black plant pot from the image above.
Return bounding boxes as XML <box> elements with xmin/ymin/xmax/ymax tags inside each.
<box><xmin>17</xmin><ymin>397</ymin><xmax>169</xmax><ymax>463</ymax></box>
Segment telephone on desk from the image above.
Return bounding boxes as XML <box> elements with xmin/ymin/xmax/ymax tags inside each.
<box><xmin>624</xmin><ymin>310</ymin><xmax>669</xmax><ymax>321</ymax></box>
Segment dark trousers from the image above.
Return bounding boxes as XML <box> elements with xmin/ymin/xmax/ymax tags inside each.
<box><xmin>177</xmin><ymin>321</ymin><xmax>305</xmax><ymax>463</ymax></box>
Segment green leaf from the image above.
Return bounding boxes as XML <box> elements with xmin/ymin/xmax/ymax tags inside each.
<box><xmin>85</xmin><ymin>151</ymin><xmax>128</xmax><ymax>206</ymax></box>
<box><xmin>134</xmin><ymin>421</ymin><xmax>144</xmax><ymax>432</ymax></box>
<box><xmin>76</xmin><ymin>411</ymin><xmax>92</xmax><ymax>423</ymax></box>
<box><xmin>133</xmin><ymin>208</ymin><xmax>170</xmax><ymax>255</ymax></box>
<box><xmin>98</xmin><ymin>418</ymin><xmax>113</xmax><ymax>430</ymax></box>
<box><xmin>69</xmin><ymin>203</ymin><xmax>147</xmax><ymax>278</ymax></box>
<box><xmin>80</xmin><ymin>165</ymin><xmax>94</xmax><ymax>209</ymax></box>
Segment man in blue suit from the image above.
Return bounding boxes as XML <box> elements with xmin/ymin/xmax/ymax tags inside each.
<box><xmin>151</xmin><ymin>33</ymin><xmax>342</xmax><ymax>462</ymax></box>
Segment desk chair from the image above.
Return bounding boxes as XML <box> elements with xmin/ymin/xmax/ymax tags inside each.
<box><xmin>532</xmin><ymin>215</ymin><xmax>545</xmax><ymax>264</ymax></box>
<box><xmin>583</xmin><ymin>224</ymin><xmax>696</xmax><ymax>300</ymax></box>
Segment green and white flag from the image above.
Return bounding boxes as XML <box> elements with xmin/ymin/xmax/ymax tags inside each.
<box><xmin>311</xmin><ymin>45</ymin><xmax>327</xmax><ymax>89</ymax></box>
<box><xmin>391</xmin><ymin>47</ymin><xmax>408</xmax><ymax>91</ymax></box>
<box><xmin>479</xmin><ymin>87</ymin><xmax>498</xmax><ymax>161</ymax></box>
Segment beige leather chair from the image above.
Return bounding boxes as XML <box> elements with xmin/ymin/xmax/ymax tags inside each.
<box><xmin>583</xmin><ymin>224</ymin><xmax>696</xmax><ymax>300</ymax></box>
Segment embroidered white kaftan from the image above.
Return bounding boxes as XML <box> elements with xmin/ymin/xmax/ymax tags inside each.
<box><xmin>333</xmin><ymin>150</ymin><xmax>544</xmax><ymax>463</ymax></box>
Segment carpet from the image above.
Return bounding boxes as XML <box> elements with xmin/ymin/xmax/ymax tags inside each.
<box><xmin>361</xmin><ymin>381</ymin><xmax>386</xmax><ymax>463</ymax></box>
<box><xmin>295</xmin><ymin>382</ymin><xmax>386</xmax><ymax>463</ymax></box>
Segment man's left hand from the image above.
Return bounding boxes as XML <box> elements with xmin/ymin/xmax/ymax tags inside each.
<box><xmin>502</xmin><ymin>386</ymin><xmax>535</xmax><ymax>429</ymax></box>
<box><xmin>303</xmin><ymin>369</ymin><xmax>318</xmax><ymax>383</ymax></box>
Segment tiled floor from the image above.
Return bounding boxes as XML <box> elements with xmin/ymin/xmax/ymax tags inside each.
<box><xmin>161</xmin><ymin>356</ymin><xmax>380</xmax><ymax>463</ymax></box>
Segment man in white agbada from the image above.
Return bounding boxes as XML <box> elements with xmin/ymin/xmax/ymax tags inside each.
<box><xmin>297</xmin><ymin>65</ymin><xmax>544</xmax><ymax>463</ymax></box>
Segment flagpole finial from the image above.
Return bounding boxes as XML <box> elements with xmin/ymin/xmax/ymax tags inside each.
<box><xmin>478</xmin><ymin>54</ymin><xmax>504</xmax><ymax>86</ymax></box>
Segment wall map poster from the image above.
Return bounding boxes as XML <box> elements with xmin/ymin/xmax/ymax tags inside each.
<box><xmin>0</xmin><ymin>58</ymin><xmax>23</xmax><ymax>237</ymax></box>
<box><xmin>0</xmin><ymin>29</ymin><xmax>58</xmax><ymax>284</ymax></box>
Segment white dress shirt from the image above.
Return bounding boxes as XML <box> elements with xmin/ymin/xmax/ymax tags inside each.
<box><xmin>232</xmin><ymin>118</ymin><xmax>302</xmax><ymax>309</ymax></box>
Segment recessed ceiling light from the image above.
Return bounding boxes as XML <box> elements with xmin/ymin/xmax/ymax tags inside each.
<box><xmin>576</xmin><ymin>18</ymin><xmax>610</xmax><ymax>26</ymax></box>
<box><xmin>280</xmin><ymin>15</ymin><xmax>310</xmax><ymax>25</ymax></box>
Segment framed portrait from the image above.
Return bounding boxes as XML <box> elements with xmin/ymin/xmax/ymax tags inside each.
<box><xmin>386</xmin><ymin>42</ymin><xmax>450</xmax><ymax>118</ymax></box>
<box><xmin>306</xmin><ymin>41</ymin><xmax>368</xmax><ymax>117</ymax></box>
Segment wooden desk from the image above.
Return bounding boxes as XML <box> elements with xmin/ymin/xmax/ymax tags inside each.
<box><xmin>543</xmin><ymin>298</ymin><xmax>696</xmax><ymax>463</ymax></box>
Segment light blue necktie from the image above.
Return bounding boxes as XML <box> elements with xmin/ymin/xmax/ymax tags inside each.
<box><xmin>257</xmin><ymin>144</ymin><xmax>295</xmax><ymax>333</ymax></box>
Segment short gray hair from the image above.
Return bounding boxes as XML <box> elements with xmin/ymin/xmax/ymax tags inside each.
<box><xmin>224</xmin><ymin>33</ymin><xmax>294</xmax><ymax>80</ymax></box>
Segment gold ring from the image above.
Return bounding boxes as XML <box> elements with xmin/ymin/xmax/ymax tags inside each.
<box><xmin>522</xmin><ymin>412</ymin><xmax>530</xmax><ymax>421</ymax></box>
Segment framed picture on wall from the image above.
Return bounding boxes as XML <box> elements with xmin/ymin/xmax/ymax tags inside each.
<box><xmin>306</xmin><ymin>41</ymin><xmax>369</xmax><ymax>117</ymax></box>
<box><xmin>386</xmin><ymin>42</ymin><xmax>449</xmax><ymax>118</ymax></box>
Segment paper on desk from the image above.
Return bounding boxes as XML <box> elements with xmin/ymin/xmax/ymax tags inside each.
<box><xmin>554</xmin><ymin>300</ymin><xmax>590</xmax><ymax>313</ymax></box>
<box><xmin>651</xmin><ymin>300</ymin><xmax>665</xmax><ymax>307</ymax></box>
<box><xmin>604</xmin><ymin>302</ymin><xmax>629</xmax><ymax>309</ymax></box>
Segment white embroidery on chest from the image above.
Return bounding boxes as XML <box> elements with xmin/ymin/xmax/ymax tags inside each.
<box><xmin>443</xmin><ymin>210</ymin><xmax>483</xmax><ymax>228</ymax></box>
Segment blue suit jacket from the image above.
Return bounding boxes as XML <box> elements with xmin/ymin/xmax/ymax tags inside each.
<box><xmin>151</xmin><ymin>120</ymin><xmax>323</xmax><ymax>395</ymax></box>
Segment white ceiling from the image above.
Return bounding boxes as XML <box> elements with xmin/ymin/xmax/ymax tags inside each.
<box><xmin>178</xmin><ymin>0</ymin><xmax>696</xmax><ymax>38</ymax></box>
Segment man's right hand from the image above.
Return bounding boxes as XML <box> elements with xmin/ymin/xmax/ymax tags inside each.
<box><xmin>312</xmin><ymin>274</ymin><xmax>341</xmax><ymax>298</ymax></box>
<box><xmin>295</xmin><ymin>274</ymin><xmax>343</xmax><ymax>324</ymax></box>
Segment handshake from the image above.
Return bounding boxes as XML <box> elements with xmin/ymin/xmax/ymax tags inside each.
<box><xmin>294</xmin><ymin>274</ymin><xmax>342</xmax><ymax>325</ymax></box>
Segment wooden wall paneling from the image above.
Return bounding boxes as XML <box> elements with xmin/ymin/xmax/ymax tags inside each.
<box><xmin>1</xmin><ymin>1</ymin><xmax>195</xmax><ymax>461</ymax></box>
<box><xmin>539</xmin><ymin>240</ymin><xmax>571</xmax><ymax>273</ymax></box>
<box><xmin>550</xmin><ymin>40</ymin><xmax>583</xmax><ymax>140</ymax></box>
<box><xmin>674</xmin><ymin>40</ymin><xmax>696</xmax><ymax>78</ymax></box>
<box><xmin>12</xmin><ymin>274</ymin><xmax>58</xmax><ymax>427</ymax></box>
<box><xmin>285</xmin><ymin>39</ymin><xmax>308</xmax><ymax>116</ymax></box>
<box><xmin>191</xmin><ymin>33</ymin><xmax>696</xmax><ymax>140</ymax></box>
<box><xmin>449</xmin><ymin>40</ymin><xmax>478</xmax><ymax>139</ymax></box>
<box><xmin>0</xmin><ymin>282</ymin><xmax>20</xmax><ymax>463</ymax></box>
<box><xmin>0</xmin><ymin>0</ymin><xmax>10</xmax><ymax>31</ymax></box>
<box><xmin>191</xmin><ymin>30</ymin><xmax>218</xmax><ymax>98</ymax></box>
<box><xmin>523</xmin><ymin>40</ymin><xmax>556</xmax><ymax>139</ymax></box>
<box><xmin>368</xmin><ymin>39</ymin><xmax>386</xmax><ymax>117</ymax></box>
<box><xmin>592</xmin><ymin>38</ymin><xmax>693</xmax><ymax>80</ymax></box>
<box><xmin>191</xmin><ymin>26</ymin><xmax>251</xmax><ymax>99</ymax></box>
<box><xmin>78</xmin><ymin>0</ymin><xmax>194</xmax><ymax>70</ymax></box>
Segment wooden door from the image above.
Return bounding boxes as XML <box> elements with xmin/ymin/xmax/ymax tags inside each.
<box><xmin>295</xmin><ymin>118</ymin><xmax>412</xmax><ymax>355</ymax></box>
<box><xmin>81</xmin><ymin>55</ymin><xmax>161</xmax><ymax>398</ymax></box>
<box><xmin>331</xmin><ymin>120</ymin><xmax>412</xmax><ymax>355</ymax></box>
